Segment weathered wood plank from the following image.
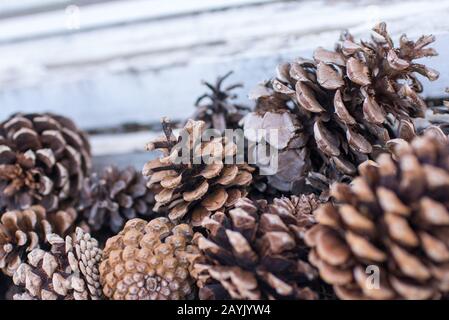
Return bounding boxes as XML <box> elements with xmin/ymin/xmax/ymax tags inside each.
<box><xmin>92</xmin><ymin>151</ymin><xmax>155</xmax><ymax>172</ymax></box>
<box><xmin>0</xmin><ymin>0</ymin><xmax>448</xmax><ymax>131</ymax></box>
<box><xmin>89</xmin><ymin>131</ymin><xmax>158</xmax><ymax>155</ymax></box>
<box><xmin>0</xmin><ymin>0</ymin><xmax>123</xmax><ymax>20</ymax></box>
<box><xmin>0</xmin><ymin>0</ymin><xmax>278</xmax><ymax>43</ymax></box>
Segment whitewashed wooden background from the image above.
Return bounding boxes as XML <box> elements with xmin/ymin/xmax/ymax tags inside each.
<box><xmin>0</xmin><ymin>0</ymin><xmax>448</xmax><ymax>169</ymax></box>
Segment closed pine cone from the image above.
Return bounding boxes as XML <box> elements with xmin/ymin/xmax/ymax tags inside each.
<box><xmin>305</xmin><ymin>132</ymin><xmax>449</xmax><ymax>299</ymax></box>
<box><xmin>191</xmin><ymin>71</ymin><xmax>250</xmax><ymax>133</ymax></box>
<box><xmin>0</xmin><ymin>205</ymin><xmax>76</xmax><ymax>277</ymax></box>
<box><xmin>0</xmin><ymin>113</ymin><xmax>91</xmax><ymax>212</ymax></box>
<box><xmin>13</xmin><ymin>228</ymin><xmax>102</xmax><ymax>300</ymax></box>
<box><xmin>99</xmin><ymin>217</ymin><xmax>200</xmax><ymax>300</ymax></box>
<box><xmin>193</xmin><ymin>195</ymin><xmax>325</xmax><ymax>300</ymax></box>
<box><xmin>79</xmin><ymin>165</ymin><xmax>157</xmax><ymax>236</ymax></box>
<box><xmin>243</xmin><ymin>22</ymin><xmax>439</xmax><ymax>196</ymax></box>
<box><xmin>143</xmin><ymin>118</ymin><xmax>254</xmax><ymax>226</ymax></box>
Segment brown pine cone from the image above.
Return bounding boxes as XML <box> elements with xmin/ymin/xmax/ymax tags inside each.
<box><xmin>143</xmin><ymin>118</ymin><xmax>254</xmax><ymax>226</ymax></box>
<box><xmin>79</xmin><ymin>165</ymin><xmax>157</xmax><ymax>236</ymax></box>
<box><xmin>193</xmin><ymin>195</ymin><xmax>326</xmax><ymax>300</ymax></box>
<box><xmin>0</xmin><ymin>205</ymin><xmax>76</xmax><ymax>276</ymax></box>
<box><xmin>12</xmin><ymin>228</ymin><xmax>102</xmax><ymax>300</ymax></box>
<box><xmin>243</xmin><ymin>22</ymin><xmax>440</xmax><ymax>196</ymax></box>
<box><xmin>99</xmin><ymin>217</ymin><xmax>200</xmax><ymax>300</ymax></box>
<box><xmin>305</xmin><ymin>132</ymin><xmax>449</xmax><ymax>299</ymax></box>
<box><xmin>190</xmin><ymin>71</ymin><xmax>250</xmax><ymax>133</ymax></box>
<box><xmin>0</xmin><ymin>113</ymin><xmax>91</xmax><ymax>212</ymax></box>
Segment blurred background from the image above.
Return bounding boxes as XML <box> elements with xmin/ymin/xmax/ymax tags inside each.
<box><xmin>0</xmin><ymin>0</ymin><xmax>448</xmax><ymax>169</ymax></box>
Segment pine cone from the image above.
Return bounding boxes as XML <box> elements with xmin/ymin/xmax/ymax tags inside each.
<box><xmin>79</xmin><ymin>165</ymin><xmax>156</xmax><ymax>236</ymax></box>
<box><xmin>143</xmin><ymin>118</ymin><xmax>254</xmax><ymax>226</ymax></box>
<box><xmin>305</xmin><ymin>132</ymin><xmax>449</xmax><ymax>299</ymax></box>
<box><xmin>191</xmin><ymin>71</ymin><xmax>249</xmax><ymax>133</ymax></box>
<box><xmin>193</xmin><ymin>195</ymin><xmax>325</xmax><ymax>300</ymax></box>
<box><xmin>243</xmin><ymin>22</ymin><xmax>439</xmax><ymax>196</ymax></box>
<box><xmin>12</xmin><ymin>228</ymin><xmax>102</xmax><ymax>300</ymax></box>
<box><xmin>99</xmin><ymin>217</ymin><xmax>200</xmax><ymax>300</ymax></box>
<box><xmin>0</xmin><ymin>113</ymin><xmax>91</xmax><ymax>212</ymax></box>
<box><xmin>0</xmin><ymin>205</ymin><xmax>76</xmax><ymax>276</ymax></box>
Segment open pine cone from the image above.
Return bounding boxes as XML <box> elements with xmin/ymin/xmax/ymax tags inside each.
<box><xmin>99</xmin><ymin>217</ymin><xmax>200</xmax><ymax>300</ymax></box>
<box><xmin>143</xmin><ymin>118</ymin><xmax>254</xmax><ymax>226</ymax></box>
<box><xmin>79</xmin><ymin>166</ymin><xmax>157</xmax><ymax>236</ymax></box>
<box><xmin>191</xmin><ymin>71</ymin><xmax>249</xmax><ymax>133</ymax></box>
<box><xmin>243</xmin><ymin>22</ymin><xmax>440</xmax><ymax>196</ymax></box>
<box><xmin>0</xmin><ymin>113</ymin><xmax>91</xmax><ymax>212</ymax></box>
<box><xmin>13</xmin><ymin>228</ymin><xmax>102</xmax><ymax>300</ymax></box>
<box><xmin>305</xmin><ymin>132</ymin><xmax>449</xmax><ymax>299</ymax></box>
<box><xmin>193</xmin><ymin>195</ymin><xmax>328</xmax><ymax>300</ymax></box>
<box><xmin>0</xmin><ymin>205</ymin><xmax>76</xmax><ymax>277</ymax></box>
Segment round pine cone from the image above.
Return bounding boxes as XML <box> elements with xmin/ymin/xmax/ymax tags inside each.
<box><xmin>0</xmin><ymin>205</ymin><xmax>76</xmax><ymax>276</ymax></box>
<box><xmin>193</xmin><ymin>195</ymin><xmax>325</xmax><ymax>300</ymax></box>
<box><xmin>99</xmin><ymin>217</ymin><xmax>200</xmax><ymax>300</ymax></box>
<box><xmin>79</xmin><ymin>166</ymin><xmax>156</xmax><ymax>235</ymax></box>
<box><xmin>305</xmin><ymin>133</ymin><xmax>449</xmax><ymax>299</ymax></box>
<box><xmin>190</xmin><ymin>71</ymin><xmax>249</xmax><ymax>133</ymax></box>
<box><xmin>143</xmin><ymin>118</ymin><xmax>254</xmax><ymax>226</ymax></box>
<box><xmin>0</xmin><ymin>113</ymin><xmax>91</xmax><ymax>212</ymax></box>
<box><xmin>12</xmin><ymin>228</ymin><xmax>102</xmax><ymax>300</ymax></box>
<box><xmin>243</xmin><ymin>22</ymin><xmax>440</xmax><ymax>196</ymax></box>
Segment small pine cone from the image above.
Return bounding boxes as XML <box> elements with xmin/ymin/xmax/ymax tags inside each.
<box><xmin>143</xmin><ymin>118</ymin><xmax>254</xmax><ymax>226</ymax></box>
<box><xmin>99</xmin><ymin>218</ymin><xmax>200</xmax><ymax>300</ymax></box>
<box><xmin>243</xmin><ymin>22</ymin><xmax>440</xmax><ymax>195</ymax></box>
<box><xmin>193</xmin><ymin>195</ymin><xmax>323</xmax><ymax>300</ymax></box>
<box><xmin>12</xmin><ymin>228</ymin><xmax>102</xmax><ymax>300</ymax></box>
<box><xmin>305</xmin><ymin>133</ymin><xmax>449</xmax><ymax>300</ymax></box>
<box><xmin>0</xmin><ymin>113</ymin><xmax>91</xmax><ymax>212</ymax></box>
<box><xmin>190</xmin><ymin>71</ymin><xmax>250</xmax><ymax>133</ymax></box>
<box><xmin>0</xmin><ymin>205</ymin><xmax>76</xmax><ymax>276</ymax></box>
<box><xmin>79</xmin><ymin>165</ymin><xmax>157</xmax><ymax>235</ymax></box>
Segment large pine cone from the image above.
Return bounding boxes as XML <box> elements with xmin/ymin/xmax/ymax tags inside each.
<box><xmin>305</xmin><ymin>132</ymin><xmax>449</xmax><ymax>299</ymax></box>
<box><xmin>0</xmin><ymin>205</ymin><xmax>76</xmax><ymax>277</ymax></box>
<box><xmin>99</xmin><ymin>217</ymin><xmax>200</xmax><ymax>300</ymax></box>
<box><xmin>12</xmin><ymin>228</ymin><xmax>102</xmax><ymax>300</ymax></box>
<box><xmin>243</xmin><ymin>22</ymin><xmax>439</xmax><ymax>196</ymax></box>
<box><xmin>79</xmin><ymin>166</ymin><xmax>156</xmax><ymax>236</ymax></box>
<box><xmin>193</xmin><ymin>195</ymin><xmax>326</xmax><ymax>300</ymax></box>
<box><xmin>143</xmin><ymin>118</ymin><xmax>254</xmax><ymax>226</ymax></box>
<box><xmin>0</xmin><ymin>113</ymin><xmax>91</xmax><ymax>212</ymax></box>
<box><xmin>191</xmin><ymin>71</ymin><xmax>249</xmax><ymax>133</ymax></box>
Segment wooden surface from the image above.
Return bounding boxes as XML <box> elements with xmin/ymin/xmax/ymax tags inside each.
<box><xmin>0</xmin><ymin>0</ymin><xmax>448</xmax><ymax>170</ymax></box>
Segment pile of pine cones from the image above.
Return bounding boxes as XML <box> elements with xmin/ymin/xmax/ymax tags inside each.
<box><xmin>1</xmin><ymin>23</ymin><xmax>449</xmax><ymax>300</ymax></box>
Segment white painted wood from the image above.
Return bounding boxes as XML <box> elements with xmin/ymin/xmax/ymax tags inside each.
<box><xmin>0</xmin><ymin>0</ymin><xmax>447</xmax><ymax>132</ymax></box>
<box><xmin>89</xmin><ymin>131</ymin><xmax>158</xmax><ymax>155</ymax></box>
<box><xmin>0</xmin><ymin>0</ymin><xmax>275</xmax><ymax>42</ymax></box>
<box><xmin>0</xmin><ymin>0</ymin><xmax>67</xmax><ymax>14</ymax></box>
